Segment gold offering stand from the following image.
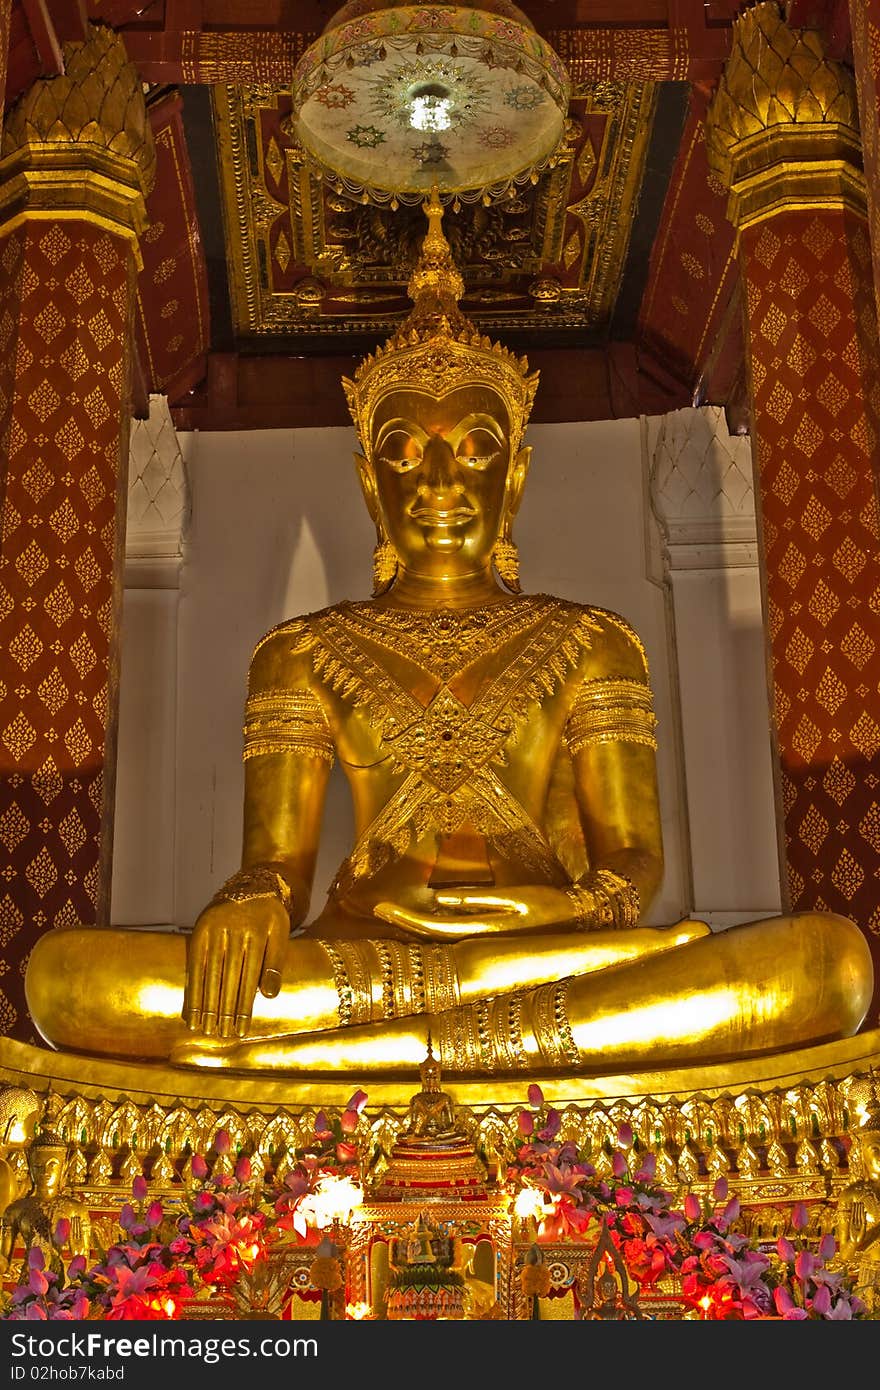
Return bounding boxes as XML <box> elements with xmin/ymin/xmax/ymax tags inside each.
<box><xmin>1</xmin><ymin>1030</ymin><xmax>879</xmax><ymax>1319</ymax></box>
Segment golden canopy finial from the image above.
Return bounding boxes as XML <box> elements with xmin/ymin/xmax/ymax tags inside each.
<box><xmin>343</xmin><ymin>191</ymin><xmax>538</xmax><ymax>454</ymax></box>
<box><xmin>405</xmin><ymin>187</ymin><xmax>465</xmax><ymax>322</ymax></box>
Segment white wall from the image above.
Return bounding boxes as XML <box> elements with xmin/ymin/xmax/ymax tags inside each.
<box><xmin>112</xmin><ymin>408</ymin><xmax>781</xmax><ymax>932</ymax></box>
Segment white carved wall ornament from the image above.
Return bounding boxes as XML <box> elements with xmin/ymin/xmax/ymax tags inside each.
<box><xmin>125</xmin><ymin>395</ymin><xmax>190</xmax><ymax>587</ymax></box>
<box><xmin>649</xmin><ymin>406</ymin><xmax>757</xmax><ymax>570</ymax></box>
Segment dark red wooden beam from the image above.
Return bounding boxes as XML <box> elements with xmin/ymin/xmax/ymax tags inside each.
<box><xmin>109</xmin><ymin>0</ymin><xmax>737</xmax><ymax>84</ymax></box>
<box><xmin>168</xmin><ymin>344</ymin><xmax>688</xmax><ymax>432</ymax></box>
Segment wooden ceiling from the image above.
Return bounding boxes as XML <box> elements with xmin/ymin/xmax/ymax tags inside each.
<box><xmin>1</xmin><ymin>2</ymin><xmax>855</xmax><ymax>429</ymax></box>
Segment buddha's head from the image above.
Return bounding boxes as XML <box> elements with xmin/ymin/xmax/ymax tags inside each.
<box><xmin>344</xmin><ymin>193</ymin><xmax>538</xmax><ymax>595</ymax></box>
<box><xmin>418</xmin><ymin>1038</ymin><xmax>442</xmax><ymax>1094</ymax></box>
<box><xmin>27</xmin><ymin>1130</ymin><xmax>68</xmax><ymax>1199</ymax></box>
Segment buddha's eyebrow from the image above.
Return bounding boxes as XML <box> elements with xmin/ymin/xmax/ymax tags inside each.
<box><xmin>374</xmin><ymin>417</ymin><xmax>429</xmax><ymax>449</ymax></box>
<box><xmin>451</xmin><ymin>413</ymin><xmax>507</xmax><ymax>445</ymax></box>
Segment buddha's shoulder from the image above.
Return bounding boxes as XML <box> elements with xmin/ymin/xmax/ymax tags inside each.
<box><xmin>248</xmin><ymin>603</ymin><xmax>345</xmax><ymax>683</ymax></box>
<box><xmin>549</xmin><ymin>599</ymin><xmax>651</xmax><ymax>681</ymax></box>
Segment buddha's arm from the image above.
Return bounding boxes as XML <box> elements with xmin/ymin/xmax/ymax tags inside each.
<box><xmin>183</xmin><ymin>627</ymin><xmax>333</xmax><ymax>1037</ymax></box>
<box><xmin>567</xmin><ymin>611</ymin><xmax>664</xmax><ymax>918</ymax></box>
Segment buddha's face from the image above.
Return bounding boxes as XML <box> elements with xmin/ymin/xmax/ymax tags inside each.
<box><xmin>31</xmin><ymin>1150</ymin><xmax>64</xmax><ymax>1198</ymax></box>
<box><xmin>860</xmin><ymin>1133</ymin><xmax>880</xmax><ymax>1182</ymax></box>
<box><xmin>362</xmin><ymin>385</ymin><xmax>527</xmax><ymax>579</ymax></box>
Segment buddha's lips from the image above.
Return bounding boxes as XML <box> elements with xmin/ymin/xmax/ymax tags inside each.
<box><xmin>411</xmin><ymin>507</ymin><xmax>475</xmax><ymax>524</ymax></box>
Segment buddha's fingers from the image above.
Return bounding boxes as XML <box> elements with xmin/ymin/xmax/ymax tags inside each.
<box><xmin>375</xmin><ymin>901</ymin><xmax>491</xmax><ymax>938</ymax></box>
<box><xmin>183</xmin><ymin>929</ymin><xmax>209</xmax><ymax>1031</ymax></box>
<box><xmin>219</xmin><ymin>932</ymin><xmax>247</xmax><ymax>1037</ymax></box>
<box><xmin>259</xmin><ymin>916</ymin><xmax>287</xmax><ymax>1000</ymax></box>
<box><xmin>200</xmin><ymin>926</ymin><xmax>226</xmax><ymax>1035</ymax></box>
<box><xmin>236</xmin><ymin>943</ymin><xmax>262</xmax><ymax>1038</ymax></box>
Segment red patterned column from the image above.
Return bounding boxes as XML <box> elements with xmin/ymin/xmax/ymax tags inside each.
<box><xmin>0</xmin><ymin>26</ymin><xmax>154</xmax><ymax>1039</ymax></box>
<box><xmin>849</xmin><ymin>0</ymin><xmax>880</xmax><ymax>324</ymax></box>
<box><xmin>708</xmin><ymin>4</ymin><xmax>880</xmax><ymax>1012</ymax></box>
<box><xmin>0</xmin><ymin>0</ymin><xmax>10</xmax><ymax>125</ymax></box>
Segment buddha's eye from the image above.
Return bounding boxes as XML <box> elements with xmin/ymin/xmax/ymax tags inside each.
<box><xmin>376</xmin><ymin>431</ymin><xmax>423</xmax><ymax>472</ymax></box>
<box><xmin>456</xmin><ymin>430</ymin><xmax>502</xmax><ymax>469</ymax></box>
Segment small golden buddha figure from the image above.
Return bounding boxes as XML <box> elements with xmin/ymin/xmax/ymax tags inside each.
<box><xmin>836</xmin><ymin>1094</ymin><xmax>880</xmax><ymax>1311</ymax></box>
<box><xmin>0</xmin><ymin>1132</ymin><xmax>91</xmax><ymax>1282</ymax></box>
<box><xmin>374</xmin><ymin>1048</ymin><xmax>486</xmax><ymax>1197</ymax></box>
<box><xmin>406</xmin><ymin>1042</ymin><xmax>461</xmax><ymax>1142</ymax></box>
<box><xmin>0</xmin><ymin>1086</ymin><xmax>39</xmax><ymax>1218</ymax></box>
<box><xmin>26</xmin><ymin>194</ymin><xmax>873</xmax><ymax>1079</ymax></box>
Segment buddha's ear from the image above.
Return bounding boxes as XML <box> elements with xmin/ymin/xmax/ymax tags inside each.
<box><xmin>505</xmin><ymin>445</ymin><xmax>531</xmax><ymax>522</ymax></box>
<box><xmin>355</xmin><ymin>452</ymin><xmax>381</xmax><ymax>528</ymax></box>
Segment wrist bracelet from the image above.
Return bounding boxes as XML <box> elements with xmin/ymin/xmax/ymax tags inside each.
<box><xmin>566</xmin><ymin>870</ymin><xmax>640</xmax><ymax>931</ymax></box>
<box><xmin>211</xmin><ymin>865</ymin><xmax>292</xmax><ymax>915</ymax></box>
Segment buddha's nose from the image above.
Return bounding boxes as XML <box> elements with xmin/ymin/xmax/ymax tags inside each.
<box><xmin>419</xmin><ymin>433</ymin><xmax>464</xmax><ymax>498</ymax></box>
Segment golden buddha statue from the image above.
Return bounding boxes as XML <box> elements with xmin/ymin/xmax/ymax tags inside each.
<box><xmin>0</xmin><ymin>1131</ymin><xmax>90</xmax><ymax>1282</ymax></box>
<box><xmin>836</xmin><ymin>1089</ymin><xmax>880</xmax><ymax>1311</ymax></box>
<box><xmin>25</xmin><ymin>195</ymin><xmax>872</xmax><ymax>1079</ymax></box>
<box><xmin>406</xmin><ymin>1043</ymin><xmax>462</xmax><ymax>1142</ymax></box>
<box><xmin>0</xmin><ymin>1086</ymin><xmax>39</xmax><ymax>1218</ymax></box>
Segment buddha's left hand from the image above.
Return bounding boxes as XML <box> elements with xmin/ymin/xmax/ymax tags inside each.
<box><xmin>374</xmin><ymin>885</ymin><xmax>579</xmax><ymax>939</ymax></box>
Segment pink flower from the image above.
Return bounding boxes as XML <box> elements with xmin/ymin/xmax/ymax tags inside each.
<box><xmin>777</xmin><ymin>1235</ymin><xmax>796</xmax><ymax>1263</ymax></box>
<box><xmin>346</xmin><ymin>1089</ymin><xmax>368</xmax><ymax>1114</ymax></box>
<box><xmin>335</xmin><ymin>1141</ymin><xmax>358</xmax><ymax>1164</ymax></box>
<box><xmin>614</xmin><ymin>1186</ymin><xmax>634</xmax><ymax>1207</ymax></box>
<box><xmin>774</xmin><ymin>1286</ymin><xmax>807</xmax><ymax>1319</ymax></box>
<box><xmin>722</xmin><ymin>1196</ymin><xmax>740</xmax><ymax>1225</ymax></box>
<box><xmin>712</xmin><ymin>1177</ymin><xmax>728</xmax><ymax>1202</ymax></box>
<box><xmin>617</xmin><ymin>1123</ymin><xmax>633</xmax><ymax>1150</ymax></box>
<box><xmin>794</xmin><ymin>1250</ymin><xmax>817</xmax><ymax>1281</ymax></box>
<box><xmin>28</xmin><ymin>1247</ymin><xmax>45</xmax><ymax>1271</ymax></box>
<box><xmin>52</xmin><ymin>1218</ymin><xmax>70</xmax><ymax>1247</ymax></box>
<box><xmin>633</xmin><ymin>1153</ymin><xmax>656</xmax><ymax>1181</ymax></box>
<box><xmin>146</xmin><ymin>1201</ymin><xmax>164</xmax><ymax>1228</ymax></box>
<box><xmin>518</xmin><ymin>1111</ymin><xmax>534</xmax><ymax>1136</ymax></box>
<box><xmin>792</xmin><ymin>1202</ymin><xmax>808</xmax><ymax>1231</ymax></box>
<box><xmin>314</xmin><ymin>1111</ymin><xmax>331</xmax><ymax>1137</ymax></box>
<box><xmin>132</xmin><ymin>1175</ymin><xmax>148</xmax><ymax>1201</ymax></box>
<box><xmin>234</xmin><ymin>1155</ymin><xmax>252</xmax><ymax>1183</ymax></box>
<box><xmin>28</xmin><ymin>1268</ymin><xmax>49</xmax><ymax>1297</ymax></box>
<box><xmin>191</xmin><ymin>1154</ymin><xmax>208</xmax><ymax>1181</ymax></box>
<box><xmin>819</xmin><ymin>1233</ymin><xmax>836</xmax><ymax>1262</ymax></box>
<box><xmin>811</xmin><ymin>1284</ymin><xmax>832</xmax><ymax>1316</ymax></box>
<box><xmin>611</xmin><ymin>1152</ymin><xmax>628</xmax><ymax>1179</ymax></box>
<box><xmin>67</xmin><ymin>1256</ymin><xmax>86</xmax><ymax>1279</ymax></box>
<box><xmin>684</xmin><ymin>1193</ymin><xmax>702</xmax><ymax>1223</ymax></box>
<box><xmin>339</xmin><ymin>1109</ymin><xmax>359</xmax><ymax>1135</ymax></box>
<box><xmin>214</xmin><ymin>1129</ymin><xmax>231</xmax><ymax>1155</ymax></box>
<box><xmin>539</xmin><ymin>1109</ymin><xmax>561</xmax><ymax>1140</ymax></box>
<box><xmin>527</xmin><ymin>1084</ymin><xmax>544</xmax><ymax>1109</ymax></box>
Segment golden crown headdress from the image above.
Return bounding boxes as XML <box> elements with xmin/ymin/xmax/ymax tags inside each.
<box><xmin>343</xmin><ymin>190</ymin><xmax>539</xmax><ymax>454</ymax></box>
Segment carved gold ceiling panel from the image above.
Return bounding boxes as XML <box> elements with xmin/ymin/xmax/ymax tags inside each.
<box><xmin>214</xmin><ymin>80</ymin><xmax>657</xmax><ymax>342</ymax></box>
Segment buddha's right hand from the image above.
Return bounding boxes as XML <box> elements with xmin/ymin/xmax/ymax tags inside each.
<box><xmin>182</xmin><ymin>895</ymin><xmax>290</xmax><ymax>1038</ymax></box>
